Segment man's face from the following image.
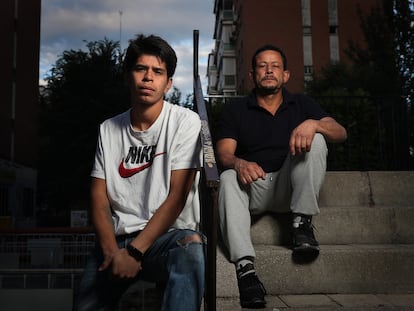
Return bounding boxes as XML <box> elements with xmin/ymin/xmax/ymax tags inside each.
<box><xmin>128</xmin><ymin>54</ymin><xmax>172</xmax><ymax>106</ymax></box>
<box><xmin>251</xmin><ymin>50</ymin><xmax>290</xmax><ymax>94</ymax></box>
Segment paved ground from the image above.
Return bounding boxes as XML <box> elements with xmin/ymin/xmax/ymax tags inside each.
<box><xmin>213</xmin><ymin>294</ymin><xmax>414</xmax><ymax>310</ymax></box>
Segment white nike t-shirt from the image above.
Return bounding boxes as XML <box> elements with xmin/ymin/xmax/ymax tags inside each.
<box><xmin>91</xmin><ymin>101</ymin><xmax>202</xmax><ymax>235</ymax></box>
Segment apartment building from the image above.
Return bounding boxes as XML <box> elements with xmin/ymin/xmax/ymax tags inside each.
<box><xmin>208</xmin><ymin>0</ymin><xmax>380</xmax><ymax>95</ymax></box>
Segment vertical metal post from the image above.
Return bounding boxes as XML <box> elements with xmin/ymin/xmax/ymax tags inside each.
<box><xmin>193</xmin><ymin>29</ymin><xmax>218</xmax><ymax>311</ymax></box>
<box><xmin>193</xmin><ymin>30</ymin><xmax>199</xmax><ymax>79</ymax></box>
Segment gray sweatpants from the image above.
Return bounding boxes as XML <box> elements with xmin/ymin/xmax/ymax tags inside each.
<box><xmin>218</xmin><ymin>133</ymin><xmax>328</xmax><ymax>262</ymax></box>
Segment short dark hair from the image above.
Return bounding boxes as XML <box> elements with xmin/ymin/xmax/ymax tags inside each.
<box><xmin>251</xmin><ymin>45</ymin><xmax>288</xmax><ymax>70</ymax></box>
<box><xmin>123</xmin><ymin>34</ymin><xmax>177</xmax><ymax>78</ymax></box>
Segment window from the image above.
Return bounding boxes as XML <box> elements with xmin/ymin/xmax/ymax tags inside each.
<box><xmin>304</xmin><ymin>66</ymin><xmax>314</xmax><ymax>75</ymax></box>
<box><xmin>303</xmin><ymin>26</ymin><xmax>312</xmax><ymax>35</ymax></box>
<box><xmin>224</xmin><ymin>75</ymin><xmax>235</xmax><ymax>86</ymax></box>
<box><xmin>329</xmin><ymin>25</ymin><xmax>338</xmax><ymax>34</ymax></box>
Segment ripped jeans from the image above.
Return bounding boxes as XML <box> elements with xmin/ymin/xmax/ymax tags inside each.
<box><xmin>76</xmin><ymin>229</ymin><xmax>206</xmax><ymax>311</ymax></box>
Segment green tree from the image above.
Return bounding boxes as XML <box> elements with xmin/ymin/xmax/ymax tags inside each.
<box><xmin>346</xmin><ymin>1</ymin><xmax>400</xmax><ymax>97</ymax></box>
<box><xmin>166</xmin><ymin>86</ymin><xmax>182</xmax><ymax>105</ymax></box>
<box><xmin>306</xmin><ymin>0</ymin><xmax>414</xmax><ymax>170</ymax></box>
<box><xmin>38</xmin><ymin>38</ymin><xmax>128</xmax><ymax>225</ymax></box>
<box><xmin>346</xmin><ymin>0</ymin><xmax>413</xmax><ymax>169</ymax></box>
<box><xmin>165</xmin><ymin>86</ymin><xmax>194</xmax><ymax>109</ymax></box>
<box><xmin>306</xmin><ymin>65</ymin><xmax>384</xmax><ymax>170</ymax></box>
<box><xmin>385</xmin><ymin>0</ymin><xmax>414</xmax><ymax>104</ymax></box>
<box><xmin>389</xmin><ymin>0</ymin><xmax>414</xmax><ymax>160</ymax></box>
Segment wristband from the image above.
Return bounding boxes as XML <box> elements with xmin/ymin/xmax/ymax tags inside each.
<box><xmin>126</xmin><ymin>243</ymin><xmax>144</xmax><ymax>262</ymax></box>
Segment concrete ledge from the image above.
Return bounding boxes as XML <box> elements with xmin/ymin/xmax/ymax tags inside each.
<box><xmin>250</xmin><ymin>206</ymin><xmax>414</xmax><ymax>245</ymax></box>
<box><xmin>368</xmin><ymin>171</ymin><xmax>414</xmax><ymax>206</ymax></box>
<box><xmin>216</xmin><ymin>244</ymin><xmax>414</xmax><ymax>297</ymax></box>
<box><xmin>214</xmin><ymin>294</ymin><xmax>414</xmax><ymax>310</ymax></box>
<box><xmin>319</xmin><ymin>171</ymin><xmax>414</xmax><ymax>207</ymax></box>
<box><xmin>319</xmin><ymin>172</ymin><xmax>371</xmax><ymax>207</ymax></box>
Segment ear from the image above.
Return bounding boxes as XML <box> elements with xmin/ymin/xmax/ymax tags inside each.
<box><xmin>283</xmin><ymin>70</ymin><xmax>290</xmax><ymax>83</ymax></box>
<box><xmin>249</xmin><ymin>70</ymin><xmax>254</xmax><ymax>82</ymax></box>
<box><xmin>164</xmin><ymin>77</ymin><xmax>173</xmax><ymax>94</ymax></box>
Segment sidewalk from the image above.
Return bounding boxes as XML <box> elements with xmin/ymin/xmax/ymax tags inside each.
<box><xmin>214</xmin><ymin>293</ymin><xmax>414</xmax><ymax>310</ymax></box>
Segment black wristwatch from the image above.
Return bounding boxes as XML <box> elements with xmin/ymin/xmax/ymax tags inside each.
<box><xmin>126</xmin><ymin>243</ymin><xmax>144</xmax><ymax>262</ymax></box>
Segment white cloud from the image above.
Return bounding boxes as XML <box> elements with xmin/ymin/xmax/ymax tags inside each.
<box><xmin>40</xmin><ymin>0</ymin><xmax>215</xmax><ymax>95</ymax></box>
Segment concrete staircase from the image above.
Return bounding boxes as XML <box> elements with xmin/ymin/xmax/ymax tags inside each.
<box><xmin>216</xmin><ymin>171</ymin><xmax>414</xmax><ymax>306</ymax></box>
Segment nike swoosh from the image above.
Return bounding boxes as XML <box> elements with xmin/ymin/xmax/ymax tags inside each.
<box><xmin>118</xmin><ymin>152</ymin><xmax>166</xmax><ymax>178</ymax></box>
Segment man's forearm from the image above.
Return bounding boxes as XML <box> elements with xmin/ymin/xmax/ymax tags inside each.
<box><xmin>92</xmin><ymin>204</ymin><xmax>118</xmax><ymax>254</ymax></box>
<box><xmin>317</xmin><ymin>118</ymin><xmax>347</xmax><ymax>143</ymax></box>
<box><xmin>129</xmin><ymin>169</ymin><xmax>196</xmax><ymax>254</ymax></box>
<box><xmin>218</xmin><ymin>152</ymin><xmax>240</xmax><ymax>170</ymax></box>
<box><xmin>91</xmin><ymin>178</ymin><xmax>118</xmax><ymax>255</ymax></box>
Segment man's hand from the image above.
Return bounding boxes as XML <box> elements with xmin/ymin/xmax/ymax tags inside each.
<box><xmin>99</xmin><ymin>248</ymin><xmax>142</xmax><ymax>279</ymax></box>
<box><xmin>235</xmin><ymin>158</ymin><xmax>266</xmax><ymax>185</ymax></box>
<box><xmin>289</xmin><ymin>119</ymin><xmax>318</xmax><ymax>155</ymax></box>
<box><xmin>216</xmin><ymin>138</ymin><xmax>265</xmax><ymax>185</ymax></box>
<box><xmin>98</xmin><ymin>250</ymin><xmax>115</xmax><ymax>272</ymax></box>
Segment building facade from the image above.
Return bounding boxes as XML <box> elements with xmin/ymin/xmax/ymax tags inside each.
<box><xmin>208</xmin><ymin>0</ymin><xmax>380</xmax><ymax>95</ymax></box>
<box><xmin>0</xmin><ymin>0</ymin><xmax>41</xmax><ymax>227</ymax></box>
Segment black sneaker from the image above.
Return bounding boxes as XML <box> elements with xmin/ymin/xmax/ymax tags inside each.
<box><xmin>237</xmin><ymin>263</ymin><xmax>267</xmax><ymax>308</ymax></box>
<box><xmin>292</xmin><ymin>214</ymin><xmax>320</xmax><ymax>262</ymax></box>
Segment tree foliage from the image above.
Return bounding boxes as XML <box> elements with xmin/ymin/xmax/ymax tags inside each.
<box><xmin>38</xmin><ymin>38</ymin><xmax>128</xmax><ymax>224</ymax></box>
<box><xmin>165</xmin><ymin>85</ymin><xmax>194</xmax><ymax>109</ymax></box>
<box><xmin>306</xmin><ymin>0</ymin><xmax>414</xmax><ymax>170</ymax></box>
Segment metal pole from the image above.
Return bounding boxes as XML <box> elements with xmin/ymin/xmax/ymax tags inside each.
<box><xmin>193</xmin><ymin>30</ymin><xmax>199</xmax><ymax>79</ymax></box>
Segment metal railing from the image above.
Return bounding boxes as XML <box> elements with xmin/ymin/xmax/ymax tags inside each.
<box><xmin>0</xmin><ymin>269</ymin><xmax>82</xmax><ymax>289</ymax></box>
<box><xmin>0</xmin><ymin>229</ymin><xmax>95</xmax><ymax>270</ymax></box>
<box><xmin>194</xmin><ymin>30</ymin><xmax>220</xmax><ymax>311</ymax></box>
<box><xmin>0</xmin><ymin>229</ymin><xmax>95</xmax><ymax>294</ymax></box>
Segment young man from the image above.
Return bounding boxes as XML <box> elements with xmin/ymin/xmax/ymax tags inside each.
<box><xmin>77</xmin><ymin>34</ymin><xmax>205</xmax><ymax>311</ymax></box>
<box><xmin>216</xmin><ymin>45</ymin><xmax>347</xmax><ymax>308</ymax></box>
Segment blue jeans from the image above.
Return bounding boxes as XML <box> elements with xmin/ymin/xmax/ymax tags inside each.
<box><xmin>76</xmin><ymin>229</ymin><xmax>206</xmax><ymax>311</ymax></box>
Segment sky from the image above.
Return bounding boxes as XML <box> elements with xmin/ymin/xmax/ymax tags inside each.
<box><xmin>40</xmin><ymin>0</ymin><xmax>216</xmax><ymax>96</ymax></box>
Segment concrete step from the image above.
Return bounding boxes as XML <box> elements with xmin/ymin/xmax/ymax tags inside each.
<box><xmin>318</xmin><ymin>171</ymin><xmax>414</xmax><ymax>208</ymax></box>
<box><xmin>250</xmin><ymin>206</ymin><xmax>414</xmax><ymax>245</ymax></box>
<box><xmin>216</xmin><ymin>244</ymin><xmax>414</xmax><ymax>297</ymax></box>
<box><xmin>213</xmin><ymin>293</ymin><xmax>414</xmax><ymax>310</ymax></box>
<box><xmin>214</xmin><ymin>171</ymin><xmax>414</xmax><ymax>299</ymax></box>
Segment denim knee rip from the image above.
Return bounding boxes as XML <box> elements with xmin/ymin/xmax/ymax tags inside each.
<box><xmin>176</xmin><ymin>233</ymin><xmax>206</xmax><ymax>249</ymax></box>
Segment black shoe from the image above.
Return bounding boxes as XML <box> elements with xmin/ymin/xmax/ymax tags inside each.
<box><xmin>237</xmin><ymin>263</ymin><xmax>267</xmax><ymax>308</ymax></box>
<box><xmin>292</xmin><ymin>214</ymin><xmax>320</xmax><ymax>262</ymax></box>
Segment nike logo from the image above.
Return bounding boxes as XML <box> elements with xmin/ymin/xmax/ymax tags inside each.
<box><xmin>118</xmin><ymin>152</ymin><xmax>166</xmax><ymax>178</ymax></box>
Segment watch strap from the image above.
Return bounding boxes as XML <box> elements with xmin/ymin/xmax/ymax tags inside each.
<box><xmin>126</xmin><ymin>243</ymin><xmax>143</xmax><ymax>262</ymax></box>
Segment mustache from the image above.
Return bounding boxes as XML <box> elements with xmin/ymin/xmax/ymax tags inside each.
<box><xmin>261</xmin><ymin>76</ymin><xmax>277</xmax><ymax>81</ymax></box>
